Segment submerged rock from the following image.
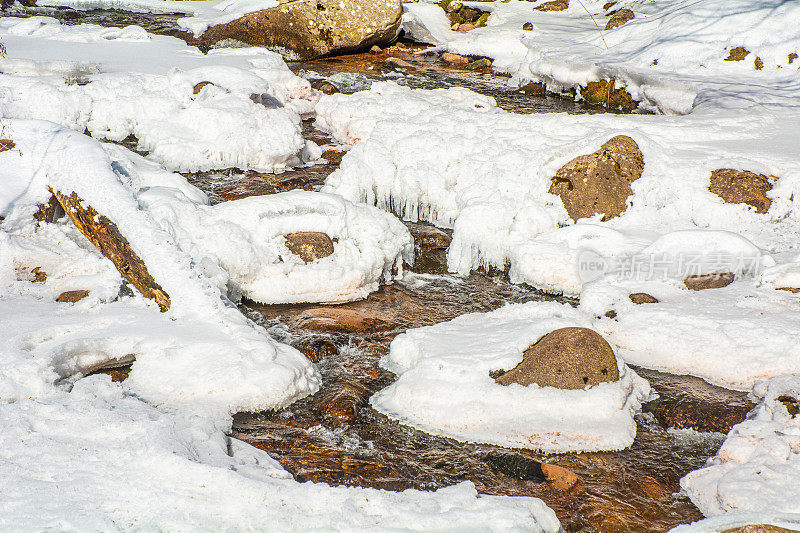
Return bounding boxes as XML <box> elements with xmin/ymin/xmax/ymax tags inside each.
<box><xmin>284</xmin><ymin>232</ymin><xmax>335</xmax><ymax>263</ymax></box>
<box><xmin>495</xmin><ymin>327</ymin><xmax>619</xmax><ymax>389</ymax></box>
<box><xmin>202</xmin><ymin>0</ymin><xmax>402</xmax><ymax>60</ymax></box>
<box><xmin>605</xmin><ymin>8</ymin><xmax>633</xmax><ymax>29</ymax></box>
<box><xmin>709</xmin><ymin>168</ymin><xmax>773</xmax><ymax>214</ymax></box>
<box><xmin>683</xmin><ymin>272</ymin><xmax>734</xmax><ymax>291</ymax></box>
<box><xmin>549</xmin><ymin>135</ymin><xmax>644</xmax><ymax>221</ymax></box>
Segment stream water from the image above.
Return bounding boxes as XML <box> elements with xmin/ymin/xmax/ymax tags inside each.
<box><xmin>13</xmin><ymin>7</ymin><xmax>758</xmax><ymax>530</ymax></box>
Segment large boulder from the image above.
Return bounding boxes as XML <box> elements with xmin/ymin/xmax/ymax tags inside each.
<box><xmin>495</xmin><ymin>327</ymin><xmax>619</xmax><ymax>389</ymax></box>
<box><xmin>549</xmin><ymin>135</ymin><xmax>644</xmax><ymax>221</ymax></box>
<box><xmin>709</xmin><ymin>168</ymin><xmax>773</xmax><ymax>214</ymax></box>
<box><xmin>284</xmin><ymin>231</ymin><xmax>335</xmax><ymax>263</ymax></box>
<box><xmin>202</xmin><ymin>0</ymin><xmax>403</xmax><ymax>60</ymax></box>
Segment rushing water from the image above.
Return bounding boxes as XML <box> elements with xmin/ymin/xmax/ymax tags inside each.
<box><xmin>24</xmin><ymin>7</ymin><xmax>756</xmax><ymax>530</ymax></box>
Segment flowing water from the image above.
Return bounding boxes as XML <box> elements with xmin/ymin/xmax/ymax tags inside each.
<box><xmin>16</xmin><ymin>7</ymin><xmax>758</xmax><ymax>530</ymax></box>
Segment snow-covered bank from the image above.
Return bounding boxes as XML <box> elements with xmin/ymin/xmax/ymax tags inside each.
<box><xmin>318</xmin><ymin>82</ymin><xmax>800</xmax><ymax>297</ymax></box>
<box><xmin>0</xmin><ymin>17</ymin><xmax>319</xmax><ymax>172</ymax></box>
<box><xmin>680</xmin><ymin>376</ymin><xmax>800</xmax><ymax>517</ymax></box>
<box><xmin>403</xmin><ymin>0</ymin><xmax>800</xmax><ymax>114</ymax></box>
<box><xmin>0</xmin><ymin>374</ymin><xmax>562</xmax><ymax>532</ymax></box>
<box><xmin>372</xmin><ymin>301</ymin><xmax>650</xmax><ymax>452</ymax></box>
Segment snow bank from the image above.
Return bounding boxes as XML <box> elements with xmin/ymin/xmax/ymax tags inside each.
<box><xmin>371</xmin><ymin>301</ymin><xmax>650</xmax><ymax>452</ymax></box>
<box><xmin>402</xmin><ymin>0</ymin><xmax>800</xmax><ymax>114</ymax></box>
<box><xmin>319</xmin><ymin>82</ymin><xmax>800</xmax><ymax>297</ymax></box>
<box><xmin>0</xmin><ymin>17</ymin><xmax>320</xmax><ymax>172</ymax></box>
<box><xmin>0</xmin><ymin>374</ymin><xmax>562</xmax><ymax>532</ymax></box>
<box><xmin>0</xmin><ymin>118</ymin><xmax>320</xmax><ymax>412</ymax></box>
<box><xmin>671</xmin><ymin>514</ymin><xmax>800</xmax><ymax>533</ymax></box>
<box><xmin>680</xmin><ymin>376</ymin><xmax>800</xmax><ymax>517</ymax></box>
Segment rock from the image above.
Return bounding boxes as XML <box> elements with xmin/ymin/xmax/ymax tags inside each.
<box><xmin>298</xmin><ymin>307</ymin><xmax>391</xmax><ymax>333</ymax></box>
<box><xmin>709</xmin><ymin>168</ymin><xmax>773</xmax><ymax>214</ymax></box>
<box><xmin>56</xmin><ymin>289</ymin><xmax>91</xmax><ymax>303</ymax></box>
<box><xmin>754</xmin><ymin>56</ymin><xmax>763</xmax><ymax>70</ymax></box>
<box><xmin>31</xmin><ymin>267</ymin><xmax>47</xmax><ymax>283</ymax></box>
<box><xmin>310</xmin><ymin>79</ymin><xmax>339</xmax><ymax>95</ymax></box>
<box><xmin>684</xmin><ymin>272</ymin><xmax>734</xmax><ymax>291</ymax></box>
<box><xmin>495</xmin><ymin>327</ymin><xmax>619</xmax><ymax>389</ymax></box>
<box><xmin>321</xmin><ymin>148</ymin><xmax>345</xmax><ymax>164</ymax></box>
<box><xmin>604</xmin><ymin>310</ymin><xmax>617</xmax><ymax>319</ymax></box>
<box><xmin>444</xmin><ymin>0</ymin><xmax>462</xmax><ymax>12</ymax></box>
<box><xmin>408</xmin><ymin>223</ymin><xmax>451</xmax><ymax>249</ymax></box>
<box><xmin>441</xmin><ymin>52</ymin><xmax>469</xmax><ymax>65</ymax></box>
<box><xmin>52</xmin><ymin>189</ymin><xmax>171</xmax><ymax>312</ymax></box>
<box><xmin>777</xmin><ymin>395</ymin><xmax>799</xmax><ymax>417</ymax></box>
<box><xmin>284</xmin><ymin>232</ymin><xmax>335</xmax><ymax>263</ymax></box>
<box><xmin>604</xmin><ymin>8</ymin><xmax>633</xmax><ymax>29</ymax></box>
<box><xmin>384</xmin><ymin>56</ymin><xmax>415</xmax><ymax>69</ymax></box>
<box><xmin>313</xmin><ymin>380</ymin><xmax>368</xmax><ymax>426</ymax></box>
<box><xmin>201</xmin><ymin>0</ymin><xmax>402</xmax><ymax>61</ymax></box>
<box><xmin>451</xmin><ymin>23</ymin><xmax>460</xmax><ymax>30</ymax></box>
<box><xmin>192</xmin><ymin>81</ymin><xmax>213</xmax><ymax>95</ymax></box>
<box><xmin>602</xmin><ymin>1</ymin><xmax>616</xmax><ymax>9</ymax></box>
<box><xmin>581</xmin><ymin>78</ymin><xmax>637</xmax><ymax>111</ymax></box>
<box><xmin>465</xmin><ymin>57</ymin><xmax>492</xmax><ymax>70</ymax></box>
<box><xmin>369</xmin><ymin>45</ymin><xmax>382</xmax><ymax>54</ymax></box>
<box><xmin>722</xmin><ymin>526</ymin><xmax>798</xmax><ymax>533</ymax></box>
<box><xmin>0</xmin><ymin>138</ymin><xmax>15</xmax><ymax>152</ymax></box>
<box><xmin>790</xmin><ymin>53</ymin><xmax>798</xmax><ymax>64</ymax></box>
<box><xmin>518</xmin><ymin>81</ymin><xmax>546</xmax><ymax>95</ymax></box>
<box><xmin>535</xmin><ymin>0</ymin><xmax>568</xmax><ymax>12</ymax></box>
<box><xmin>725</xmin><ymin>46</ymin><xmax>750</xmax><ymax>61</ymax></box>
<box><xmin>629</xmin><ymin>292</ymin><xmax>658</xmax><ymax>304</ymax></box>
<box><xmin>522</xmin><ymin>22</ymin><xmax>533</xmax><ymax>30</ymax></box>
<box><xmin>540</xmin><ymin>463</ymin><xmax>580</xmax><ymax>491</ymax></box>
<box><xmin>250</xmin><ymin>93</ymin><xmax>284</xmax><ymax>108</ymax></box>
<box><xmin>457</xmin><ymin>23</ymin><xmax>476</xmax><ymax>32</ymax></box>
<box><xmin>483</xmin><ymin>452</ymin><xmax>546</xmax><ymax>482</ymax></box>
<box><xmin>295</xmin><ymin>338</ymin><xmax>339</xmax><ymax>363</ymax></box>
<box><xmin>549</xmin><ymin>135</ymin><xmax>644</xmax><ymax>221</ymax></box>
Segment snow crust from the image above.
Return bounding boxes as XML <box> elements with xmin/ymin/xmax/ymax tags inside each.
<box><xmin>0</xmin><ymin>17</ymin><xmax>319</xmax><ymax>172</ymax></box>
<box><xmin>372</xmin><ymin>301</ymin><xmax>650</xmax><ymax>453</ymax></box>
<box><xmin>0</xmin><ymin>374</ymin><xmax>562</xmax><ymax>532</ymax></box>
<box><xmin>680</xmin><ymin>376</ymin><xmax>800</xmax><ymax>517</ymax></box>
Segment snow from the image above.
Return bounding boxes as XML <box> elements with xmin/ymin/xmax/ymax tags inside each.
<box><xmin>680</xmin><ymin>376</ymin><xmax>800</xmax><ymax>517</ymax></box>
<box><xmin>0</xmin><ymin>17</ymin><xmax>321</xmax><ymax>172</ymax></box>
<box><xmin>0</xmin><ymin>374</ymin><xmax>562</xmax><ymax>532</ymax></box>
<box><xmin>34</xmin><ymin>0</ymin><xmax>279</xmax><ymax>37</ymax></box>
<box><xmin>318</xmin><ymin>82</ymin><xmax>800</xmax><ymax>298</ymax></box>
<box><xmin>671</xmin><ymin>514</ymin><xmax>800</xmax><ymax>533</ymax></box>
<box><xmin>371</xmin><ymin>301</ymin><xmax>650</xmax><ymax>453</ymax></box>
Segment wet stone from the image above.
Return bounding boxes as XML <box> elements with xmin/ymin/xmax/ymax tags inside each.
<box><xmin>310</xmin><ymin>79</ymin><xmax>339</xmax><ymax>94</ymax></box>
<box><xmin>407</xmin><ymin>223</ymin><xmax>452</xmax><ymax>249</ymax></box>
<box><xmin>295</xmin><ymin>337</ymin><xmax>339</xmax><ymax>363</ymax></box>
<box><xmin>540</xmin><ymin>463</ymin><xmax>580</xmax><ymax>491</ymax></box>
<box><xmin>483</xmin><ymin>451</ymin><xmax>545</xmax><ymax>482</ymax></box>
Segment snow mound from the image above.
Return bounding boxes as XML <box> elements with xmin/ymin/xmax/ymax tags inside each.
<box><xmin>371</xmin><ymin>301</ymin><xmax>650</xmax><ymax>453</ymax></box>
<box><xmin>0</xmin><ymin>375</ymin><xmax>562</xmax><ymax>532</ymax></box>
<box><xmin>1</xmin><ymin>118</ymin><xmax>319</xmax><ymax>412</ymax></box>
<box><xmin>670</xmin><ymin>513</ymin><xmax>800</xmax><ymax>533</ymax></box>
<box><xmin>680</xmin><ymin>375</ymin><xmax>800</xmax><ymax>516</ymax></box>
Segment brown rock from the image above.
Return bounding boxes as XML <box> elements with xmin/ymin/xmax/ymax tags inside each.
<box><xmin>709</xmin><ymin>168</ymin><xmax>773</xmax><ymax>214</ymax></box>
<box><xmin>0</xmin><ymin>138</ymin><xmax>15</xmax><ymax>152</ymax></box>
<box><xmin>495</xmin><ymin>327</ymin><xmax>619</xmax><ymax>389</ymax></box>
<box><xmin>725</xmin><ymin>46</ymin><xmax>750</xmax><ymax>61</ymax></box>
<box><xmin>321</xmin><ymin>148</ymin><xmax>345</xmax><ymax>164</ymax></box>
<box><xmin>52</xmin><ymin>189</ymin><xmax>170</xmax><ymax>312</ymax></box>
<box><xmin>629</xmin><ymin>292</ymin><xmax>658</xmax><ymax>304</ymax></box>
<box><xmin>295</xmin><ymin>338</ymin><xmax>339</xmax><ymax>363</ymax></box>
<box><xmin>518</xmin><ymin>81</ymin><xmax>546</xmax><ymax>95</ymax></box>
<box><xmin>722</xmin><ymin>526</ymin><xmax>799</xmax><ymax>533</ymax></box>
<box><xmin>790</xmin><ymin>53</ymin><xmax>798</xmax><ymax>64</ymax></box>
<box><xmin>522</xmin><ymin>22</ymin><xmax>533</xmax><ymax>31</ymax></box>
<box><xmin>457</xmin><ymin>23</ymin><xmax>476</xmax><ymax>32</ymax></box>
<box><xmin>384</xmin><ymin>56</ymin><xmax>415</xmax><ymax>69</ymax></box>
<box><xmin>310</xmin><ymin>79</ymin><xmax>339</xmax><ymax>95</ymax></box>
<box><xmin>369</xmin><ymin>45</ymin><xmax>383</xmax><ymax>54</ymax></box>
<box><xmin>441</xmin><ymin>52</ymin><xmax>469</xmax><ymax>65</ymax></box>
<box><xmin>541</xmin><ymin>463</ymin><xmax>580</xmax><ymax>491</ymax></box>
<box><xmin>684</xmin><ymin>272</ymin><xmax>734</xmax><ymax>291</ymax></box>
<box><xmin>602</xmin><ymin>1</ymin><xmax>616</xmax><ymax>9</ymax></box>
<box><xmin>298</xmin><ymin>307</ymin><xmax>391</xmax><ymax>333</ymax></box>
<box><xmin>754</xmin><ymin>56</ymin><xmax>763</xmax><ymax>70</ymax></box>
<box><xmin>604</xmin><ymin>8</ymin><xmax>633</xmax><ymax>29</ymax></box>
<box><xmin>777</xmin><ymin>287</ymin><xmax>800</xmax><ymax>294</ymax></box>
<box><xmin>549</xmin><ymin>135</ymin><xmax>644</xmax><ymax>221</ymax></box>
<box><xmin>201</xmin><ymin>0</ymin><xmax>402</xmax><ymax>61</ymax></box>
<box><xmin>31</xmin><ymin>267</ymin><xmax>47</xmax><ymax>283</ymax></box>
<box><xmin>535</xmin><ymin>0</ymin><xmax>568</xmax><ymax>11</ymax></box>
<box><xmin>777</xmin><ymin>395</ymin><xmax>799</xmax><ymax>417</ymax></box>
<box><xmin>192</xmin><ymin>81</ymin><xmax>213</xmax><ymax>95</ymax></box>
<box><xmin>284</xmin><ymin>232</ymin><xmax>335</xmax><ymax>263</ymax></box>
<box><xmin>408</xmin><ymin>223</ymin><xmax>451</xmax><ymax>249</ymax></box>
<box><xmin>56</xmin><ymin>289</ymin><xmax>90</xmax><ymax>303</ymax></box>
<box><xmin>581</xmin><ymin>78</ymin><xmax>637</xmax><ymax>111</ymax></box>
